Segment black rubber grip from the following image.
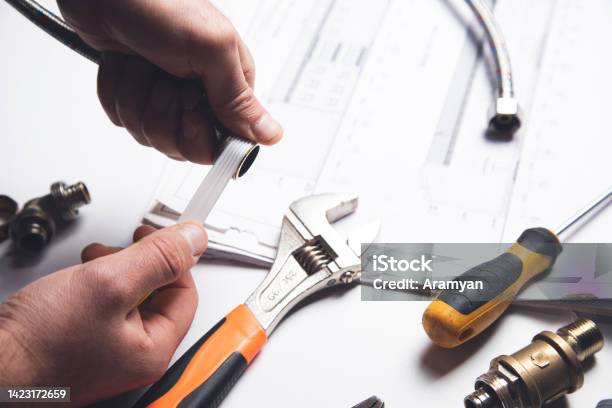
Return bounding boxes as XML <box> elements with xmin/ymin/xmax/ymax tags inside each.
<box><xmin>438</xmin><ymin>252</ymin><xmax>523</xmax><ymax>314</ymax></box>
<box><xmin>517</xmin><ymin>227</ymin><xmax>562</xmax><ymax>259</ymax></box>
<box><xmin>132</xmin><ymin>318</ymin><xmax>227</xmax><ymax>408</ymax></box>
<box><xmin>177</xmin><ymin>352</ymin><xmax>247</xmax><ymax>408</ymax></box>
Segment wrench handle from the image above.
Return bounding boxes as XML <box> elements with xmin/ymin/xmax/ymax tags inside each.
<box><xmin>133</xmin><ymin>305</ymin><xmax>267</xmax><ymax>408</ymax></box>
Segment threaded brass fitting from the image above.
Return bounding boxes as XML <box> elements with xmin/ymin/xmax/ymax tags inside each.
<box><xmin>9</xmin><ymin>181</ymin><xmax>91</xmax><ymax>250</ymax></box>
<box><xmin>464</xmin><ymin>319</ymin><xmax>604</xmax><ymax>408</ymax></box>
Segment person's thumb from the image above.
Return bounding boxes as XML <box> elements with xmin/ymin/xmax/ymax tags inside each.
<box><xmin>192</xmin><ymin>30</ymin><xmax>283</xmax><ymax>144</ymax></box>
<box><xmin>204</xmin><ymin>75</ymin><xmax>283</xmax><ymax>145</ymax></box>
<box><xmin>89</xmin><ymin>222</ymin><xmax>207</xmax><ymax>310</ymax></box>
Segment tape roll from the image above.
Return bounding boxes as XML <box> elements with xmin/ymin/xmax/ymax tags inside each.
<box><xmin>179</xmin><ymin>137</ymin><xmax>258</xmax><ymax>223</ymax></box>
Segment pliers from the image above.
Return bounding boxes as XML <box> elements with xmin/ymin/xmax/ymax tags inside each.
<box><xmin>133</xmin><ymin>193</ymin><xmax>378</xmax><ymax>408</ymax></box>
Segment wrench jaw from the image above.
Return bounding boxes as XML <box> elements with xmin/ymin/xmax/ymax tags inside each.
<box><xmin>290</xmin><ymin>193</ymin><xmax>363</xmax><ymax>278</ymax></box>
<box><xmin>289</xmin><ymin>193</ymin><xmax>358</xmax><ymax>228</ymax></box>
<box><xmin>245</xmin><ymin>194</ymin><xmax>364</xmax><ymax>335</ymax></box>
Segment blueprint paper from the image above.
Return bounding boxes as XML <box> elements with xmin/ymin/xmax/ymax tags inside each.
<box><xmin>145</xmin><ymin>0</ymin><xmax>612</xmax><ymax>266</ymax></box>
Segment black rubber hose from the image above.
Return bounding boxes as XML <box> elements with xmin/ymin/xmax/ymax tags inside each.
<box><xmin>4</xmin><ymin>0</ymin><xmax>100</xmax><ymax>63</ymax></box>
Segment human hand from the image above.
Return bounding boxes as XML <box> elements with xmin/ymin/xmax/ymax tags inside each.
<box><xmin>0</xmin><ymin>222</ymin><xmax>207</xmax><ymax>406</ymax></box>
<box><xmin>57</xmin><ymin>0</ymin><xmax>283</xmax><ymax>163</ymax></box>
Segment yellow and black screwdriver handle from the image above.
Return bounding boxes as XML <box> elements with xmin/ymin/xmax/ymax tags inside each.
<box><xmin>422</xmin><ymin>228</ymin><xmax>562</xmax><ymax>348</ymax></box>
<box><xmin>133</xmin><ymin>304</ymin><xmax>267</xmax><ymax>408</ymax></box>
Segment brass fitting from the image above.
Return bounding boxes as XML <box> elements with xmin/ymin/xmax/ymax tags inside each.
<box><xmin>464</xmin><ymin>319</ymin><xmax>604</xmax><ymax>408</ymax></box>
<box><xmin>488</xmin><ymin>97</ymin><xmax>522</xmax><ymax>139</ymax></box>
<box><xmin>9</xmin><ymin>181</ymin><xmax>90</xmax><ymax>251</ymax></box>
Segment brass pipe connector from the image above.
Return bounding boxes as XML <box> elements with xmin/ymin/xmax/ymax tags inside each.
<box><xmin>9</xmin><ymin>181</ymin><xmax>90</xmax><ymax>250</ymax></box>
<box><xmin>464</xmin><ymin>319</ymin><xmax>604</xmax><ymax>408</ymax></box>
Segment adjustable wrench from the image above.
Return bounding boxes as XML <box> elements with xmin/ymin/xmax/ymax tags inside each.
<box><xmin>133</xmin><ymin>193</ymin><xmax>376</xmax><ymax>408</ymax></box>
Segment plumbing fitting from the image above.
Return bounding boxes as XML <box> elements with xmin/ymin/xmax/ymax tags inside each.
<box><xmin>9</xmin><ymin>181</ymin><xmax>91</xmax><ymax>251</ymax></box>
<box><xmin>488</xmin><ymin>97</ymin><xmax>522</xmax><ymax>138</ymax></box>
<box><xmin>464</xmin><ymin>319</ymin><xmax>604</xmax><ymax>408</ymax></box>
<box><xmin>464</xmin><ymin>0</ymin><xmax>522</xmax><ymax>139</ymax></box>
<box><xmin>0</xmin><ymin>195</ymin><xmax>18</xmax><ymax>242</ymax></box>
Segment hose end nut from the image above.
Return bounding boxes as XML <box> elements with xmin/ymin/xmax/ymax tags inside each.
<box><xmin>488</xmin><ymin>97</ymin><xmax>522</xmax><ymax>139</ymax></box>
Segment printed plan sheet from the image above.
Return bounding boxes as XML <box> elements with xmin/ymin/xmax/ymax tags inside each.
<box><xmin>145</xmin><ymin>0</ymin><xmax>612</xmax><ymax>266</ymax></box>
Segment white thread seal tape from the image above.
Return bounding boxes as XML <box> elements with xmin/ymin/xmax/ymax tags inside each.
<box><xmin>179</xmin><ymin>136</ymin><xmax>258</xmax><ymax>223</ymax></box>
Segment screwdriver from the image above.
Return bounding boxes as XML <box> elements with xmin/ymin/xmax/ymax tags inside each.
<box><xmin>422</xmin><ymin>187</ymin><xmax>612</xmax><ymax>348</ymax></box>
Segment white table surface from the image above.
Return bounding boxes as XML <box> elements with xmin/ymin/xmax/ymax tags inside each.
<box><xmin>1</xmin><ymin>3</ymin><xmax>611</xmax><ymax>407</ymax></box>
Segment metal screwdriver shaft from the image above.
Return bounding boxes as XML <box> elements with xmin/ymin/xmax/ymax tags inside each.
<box><xmin>555</xmin><ymin>187</ymin><xmax>612</xmax><ymax>241</ymax></box>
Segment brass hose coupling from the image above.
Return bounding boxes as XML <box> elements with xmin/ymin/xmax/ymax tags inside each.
<box><xmin>464</xmin><ymin>319</ymin><xmax>604</xmax><ymax>408</ymax></box>
<box><xmin>8</xmin><ymin>181</ymin><xmax>90</xmax><ymax>251</ymax></box>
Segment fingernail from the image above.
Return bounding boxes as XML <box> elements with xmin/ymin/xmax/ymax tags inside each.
<box><xmin>174</xmin><ymin>222</ymin><xmax>207</xmax><ymax>255</ymax></box>
<box><xmin>251</xmin><ymin>114</ymin><xmax>283</xmax><ymax>144</ymax></box>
